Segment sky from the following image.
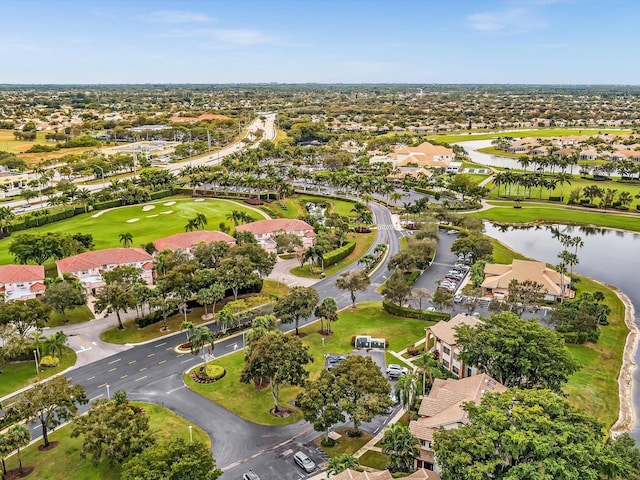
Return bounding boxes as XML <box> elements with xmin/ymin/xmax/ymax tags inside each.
<box><xmin>0</xmin><ymin>0</ymin><xmax>638</xmax><ymax>84</ymax></box>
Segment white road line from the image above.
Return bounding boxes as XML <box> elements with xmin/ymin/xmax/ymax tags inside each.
<box><xmin>181</xmin><ymin>357</ymin><xmax>195</xmax><ymax>364</ymax></box>
<box><xmin>166</xmin><ymin>385</ymin><xmax>186</xmax><ymax>394</ymax></box>
<box><xmin>135</xmin><ymin>376</ymin><xmax>147</xmax><ymax>382</ymax></box>
<box><xmin>155</xmin><ymin>342</ymin><xmax>167</xmax><ymax>348</ymax></box>
<box><xmin>108</xmin><ymin>358</ymin><xmax>121</xmax><ymax>365</ymax></box>
<box><xmin>90</xmin><ymin>394</ymin><xmax>104</xmax><ymax>401</ymax></box>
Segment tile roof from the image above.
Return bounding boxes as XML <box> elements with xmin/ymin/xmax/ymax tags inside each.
<box><xmin>29</xmin><ymin>282</ymin><xmax>46</xmax><ymax>292</ymax></box>
<box><xmin>153</xmin><ymin>231</ymin><xmax>235</xmax><ymax>252</ymax></box>
<box><xmin>0</xmin><ymin>265</ymin><xmax>45</xmax><ymax>284</ymax></box>
<box><xmin>427</xmin><ymin>314</ymin><xmax>480</xmax><ymax>346</ymax></box>
<box><xmin>235</xmin><ymin>219</ymin><xmax>315</xmax><ymax>236</ymax></box>
<box><xmin>482</xmin><ymin>259</ymin><xmax>570</xmax><ymax>296</ymax></box>
<box><xmin>332</xmin><ymin>469</ymin><xmax>439</xmax><ymax>480</ymax></box>
<box><xmin>56</xmin><ymin>248</ymin><xmax>153</xmax><ymax>273</ymax></box>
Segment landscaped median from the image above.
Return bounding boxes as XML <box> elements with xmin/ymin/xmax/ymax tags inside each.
<box><xmin>183</xmin><ymin>302</ymin><xmax>433</xmax><ymax>426</ymax></box>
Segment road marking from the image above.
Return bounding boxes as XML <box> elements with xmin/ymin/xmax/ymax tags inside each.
<box><xmin>166</xmin><ymin>385</ymin><xmax>186</xmax><ymax>394</ymax></box>
<box><xmin>139</xmin><ymin>367</ymin><xmax>147</xmax><ymax>372</ymax></box>
<box><xmin>128</xmin><ymin>360</ymin><xmax>136</xmax><ymax>365</ymax></box>
<box><xmin>108</xmin><ymin>367</ymin><xmax>117</xmax><ymax>372</ymax></box>
<box><xmin>31</xmin><ymin>425</ymin><xmax>40</xmax><ymax>431</ymax></box>
<box><xmin>87</xmin><ymin>376</ymin><xmax>95</xmax><ymax>381</ymax></box>
<box><xmin>98</xmin><ymin>383</ymin><xmax>107</xmax><ymax>388</ymax></box>
<box><xmin>108</xmin><ymin>358</ymin><xmax>121</xmax><ymax>365</ymax></box>
<box><xmin>135</xmin><ymin>375</ymin><xmax>147</xmax><ymax>382</ymax></box>
<box><xmin>181</xmin><ymin>357</ymin><xmax>195</xmax><ymax>364</ymax></box>
<box><xmin>90</xmin><ymin>394</ymin><xmax>104</xmax><ymax>401</ymax></box>
<box><xmin>147</xmin><ymin>353</ymin><xmax>155</xmax><ymax>357</ymax></box>
<box><xmin>120</xmin><ymin>375</ymin><xmax>128</xmax><ymax>379</ymax></box>
<box><xmin>176</xmin><ymin>354</ymin><xmax>184</xmax><ymax>358</ymax></box>
<box><xmin>165</xmin><ymin>346</ymin><xmax>174</xmax><ymax>351</ymax></box>
<box><xmin>158</xmin><ymin>360</ymin><xmax>166</xmax><ymax>364</ymax></box>
<box><xmin>155</xmin><ymin>342</ymin><xmax>166</xmax><ymax>348</ymax></box>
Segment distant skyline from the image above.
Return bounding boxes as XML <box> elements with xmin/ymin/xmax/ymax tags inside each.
<box><xmin>1</xmin><ymin>0</ymin><xmax>638</xmax><ymax>85</ymax></box>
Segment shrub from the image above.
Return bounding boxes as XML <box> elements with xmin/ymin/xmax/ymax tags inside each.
<box><xmin>406</xmin><ymin>344</ymin><xmax>424</xmax><ymax>357</ymax></box>
<box><xmin>382</xmin><ymin>300</ymin><xmax>450</xmax><ymax>322</ymax></box>
<box><xmin>39</xmin><ymin>355</ymin><xmax>60</xmax><ymax>368</ymax></box>
<box><xmin>323</xmin><ymin>242</ymin><xmax>356</xmax><ymax>267</ymax></box>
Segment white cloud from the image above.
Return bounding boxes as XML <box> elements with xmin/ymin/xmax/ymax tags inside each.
<box><xmin>142</xmin><ymin>10</ymin><xmax>212</xmax><ymax>23</ymax></box>
<box><xmin>467</xmin><ymin>7</ymin><xmax>547</xmax><ymax>34</ymax></box>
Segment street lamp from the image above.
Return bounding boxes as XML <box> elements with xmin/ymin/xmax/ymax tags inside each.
<box><xmin>321</xmin><ymin>337</ymin><xmax>325</xmax><ymax>359</ymax></box>
<box><xmin>34</xmin><ymin>349</ymin><xmax>39</xmax><ymax>375</ymax></box>
<box><xmin>188</xmin><ymin>425</ymin><xmax>193</xmax><ymax>443</ymax></box>
<box><xmin>106</xmin><ymin>384</ymin><xmax>110</xmax><ymax>400</ymax></box>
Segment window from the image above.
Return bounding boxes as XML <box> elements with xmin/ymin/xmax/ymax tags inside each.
<box><xmin>443</xmin><ymin>360</ymin><xmax>449</xmax><ymax>368</ymax></box>
<box><xmin>443</xmin><ymin>345</ymin><xmax>450</xmax><ymax>355</ymax></box>
<box><xmin>452</xmin><ymin>366</ymin><xmax>459</xmax><ymax>375</ymax></box>
<box><xmin>466</xmin><ymin>367</ymin><xmax>473</xmax><ymax>377</ymax></box>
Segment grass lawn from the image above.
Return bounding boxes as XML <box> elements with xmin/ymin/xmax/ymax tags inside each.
<box><xmin>489</xmin><ymin>238</ymin><xmax>530</xmax><ymax>264</ymax></box>
<box><xmin>319</xmin><ymin>428</ymin><xmax>372</xmax><ymax>457</ymax></box>
<box><xmin>2</xmin><ymin>402</ymin><xmax>209</xmax><ymax>480</ymax></box>
<box><xmin>263</xmin><ymin>194</ymin><xmax>358</xmax><ymax>221</ymax></box>
<box><xmin>184</xmin><ymin>302</ymin><xmax>432</xmax><ymax>426</ymax></box>
<box><xmin>476</xmin><ymin>146</ymin><xmax>527</xmax><ymax>158</ymax></box>
<box><xmin>358</xmin><ymin>450</ymin><xmax>390</xmax><ymax>470</ymax></box>
<box><xmin>427</xmin><ymin>128</ymin><xmax>630</xmax><ymax>144</ymax></box>
<box><xmin>0</xmin><ymin>196</ymin><xmax>261</xmax><ymax>265</ymax></box>
<box><xmin>291</xmin><ymin>230</ymin><xmax>377</xmax><ymax>279</ymax></box>
<box><xmin>0</xmin><ymin>347</ymin><xmax>76</xmax><ymax>397</ymax></box>
<box><xmin>49</xmin><ymin>305</ymin><xmax>95</xmax><ymax>327</ymax></box>
<box><xmin>465</xmin><ymin>173</ymin><xmax>490</xmax><ymax>184</ymax></box>
<box><xmin>465</xmin><ymin>205</ymin><xmax>640</xmax><ymax>232</ymax></box>
<box><xmin>101</xmin><ymin>281</ymin><xmax>288</xmax><ymax>345</ymax></box>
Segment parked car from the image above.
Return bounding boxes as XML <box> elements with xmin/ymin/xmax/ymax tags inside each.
<box><xmin>454</xmin><ymin>295</ymin><xmax>464</xmax><ymax>304</ymax></box>
<box><xmin>294</xmin><ymin>451</ymin><xmax>316</xmax><ymax>473</ymax></box>
<box><xmin>386</xmin><ymin>364</ymin><xmax>409</xmax><ymax>378</ymax></box>
<box><xmin>243</xmin><ymin>471</ymin><xmax>260</xmax><ymax>480</ymax></box>
<box><xmin>326</xmin><ymin>354</ymin><xmax>347</xmax><ymax>370</ymax></box>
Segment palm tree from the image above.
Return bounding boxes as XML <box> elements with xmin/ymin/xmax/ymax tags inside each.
<box><xmin>380</xmin><ymin>423</ymin><xmax>420</xmax><ymax>473</ymax></box>
<box><xmin>119</xmin><ymin>232</ymin><xmax>133</xmax><ymax>248</ymax></box>
<box><xmin>30</xmin><ymin>330</ymin><xmax>46</xmax><ymax>358</ymax></box>
<box><xmin>555</xmin><ymin>172</ymin><xmax>572</xmax><ymax>202</ymax></box>
<box><xmin>0</xmin><ymin>206</ymin><xmax>15</xmax><ymax>236</ymax></box>
<box><xmin>414</xmin><ymin>352</ymin><xmax>442</xmax><ymax>395</ymax></box>
<box><xmin>394</xmin><ymin>373</ymin><xmax>417</xmax><ymax>413</ymax></box>
<box><xmin>194</xmin><ymin>213</ymin><xmax>208</xmax><ymax>230</ymax></box>
<box><xmin>6</xmin><ymin>424</ymin><xmax>30</xmax><ymax>474</ymax></box>
<box><xmin>184</xmin><ymin>218</ymin><xmax>198</xmax><ymax>232</ymax></box>
<box><xmin>188</xmin><ymin>325</ymin><xmax>216</xmax><ymax>369</ymax></box>
<box><xmin>44</xmin><ymin>331</ymin><xmax>67</xmax><ymax>359</ymax></box>
<box><xmin>326</xmin><ymin>454</ymin><xmax>359</xmax><ymax>476</ymax></box>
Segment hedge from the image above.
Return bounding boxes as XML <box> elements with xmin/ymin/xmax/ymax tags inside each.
<box><xmin>323</xmin><ymin>241</ymin><xmax>356</xmax><ymax>267</ymax></box>
<box><xmin>382</xmin><ymin>299</ymin><xmax>450</xmax><ymax>322</ymax></box>
<box><xmin>8</xmin><ymin>207</ymin><xmax>82</xmax><ymax>232</ymax></box>
<box><xmin>39</xmin><ymin>355</ymin><xmax>60</xmax><ymax>368</ymax></box>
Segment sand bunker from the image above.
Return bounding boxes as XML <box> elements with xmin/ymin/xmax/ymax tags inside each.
<box><xmin>91</xmin><ymin>208</ymin><xmax>114</xmax><ymax>218</ymax></box>
<box><xmin>164</xmin><ymin>201</ymin><xmax>176</xmax><ymax>206</ymax></box>
<box><xmin>142</xmin><ymin>205</ymin><xmax>155</xmax><ymax>212</ymax></box>
<box><xmin>146</xmin><ymin>214</ymin><xmax>158</xmax><ymax>218</ymax></box>
<box><xmin>126</xmin><ymin>218</ymin><xmax>140</xmax><ymax>223</ymax></box>
<box><xmin>160</xmin><ymin>210</ymin><xmax>173</xmax><ymax>215</ymax></box>
<box><xmin>194</xmin><ymin>198</ymin><xmax>205</xmax><ymax>202</ymax></box>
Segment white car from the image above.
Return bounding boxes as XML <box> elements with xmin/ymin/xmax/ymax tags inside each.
<box><xmin>386</xmin><ymin>364</ymin><xmax>409</xmax><ymax>378</ymax></box>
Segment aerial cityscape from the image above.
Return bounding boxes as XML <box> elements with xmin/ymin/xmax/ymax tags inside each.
<box><xmin>2</xmin><ymin>1</ymin><xmax>640</xmax><ymax>480</ymax></box>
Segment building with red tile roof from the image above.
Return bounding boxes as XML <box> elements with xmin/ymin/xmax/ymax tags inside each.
<box><xmin>0</xmin><ymin>265</ymin><xmax>46</xmax><ymax>301</ymax></box>
<box><xmin>153</xmin><ymin>231</ymin><xmax>235</xmax><ymax>255</ymax></box>
<box><xmin>55</xmin><ymin>248</ymin><xmax>154</xmax><ymax>293</ymax></box>
<box><xmin>235</xmin><ymin>219</ymin><xmax>315</xmax><ymax>253</ymax></box>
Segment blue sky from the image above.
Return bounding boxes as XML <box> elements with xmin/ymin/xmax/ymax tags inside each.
<box><xmin>0</xmin><ymin>0</ymin><xmax>638</xmax><ymax>84</ymax></box>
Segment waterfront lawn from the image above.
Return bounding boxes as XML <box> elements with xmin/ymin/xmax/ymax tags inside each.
<box><xmin>0</xmin><ymin>346</ymin><xmax>76</xmax><ymax>397</ymax></box>
<box><xmin>291</xmin><ymin>230</ymin><xmax>377</xmax><ymax>278</ymax></box>
<box><xmin>427</xmin><ymin>128</ymin><xmax>630</xmax><ymax>144</ymax></box>
<box><xmin>489</xmin><ymin>238</ymin><xmax>530</xmax><ymax>264</ymax></box>
<box><xmin>466</xmin><ymin>205</ymin><xmax>640</xmax><ymax>232</ymax></box>
<box><xmin>0</xmin><ymin>196</ymin><xmax>260</xmax><ymax>265</ymax></box>
<box><xmin>2</xmin><ymin>402</ymin><xmax>209</xmax><ymax>480</ymax></box>
<box><xmin>184</xmin><ymin>302</ymin><xmax>432</xmax><ymax>426</ymax></box>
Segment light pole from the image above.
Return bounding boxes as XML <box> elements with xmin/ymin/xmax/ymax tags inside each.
<box><xmin>321</xmin><ymin>337</ymin><xmax>325</xmax><ymax>359</ymax></box>
<box><xmin>106</xmin><ymin>384</ymin><xmax>110</xmax><ymax>400</ymax></box>
<box><xmin>188</xmin><ymin>425</ymin><xmax>193</xmax><ymax>443</ymax></box>
<box><xmin>33</xmin><ymin>349</ymin><xmax>39</xmax><ymax>375</ymax></box>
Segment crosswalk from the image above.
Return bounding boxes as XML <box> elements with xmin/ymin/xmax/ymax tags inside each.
<box><xmin>377</xmin><ymin>224</ymin><xmax>395</xmax><ymax>230</ymax></box>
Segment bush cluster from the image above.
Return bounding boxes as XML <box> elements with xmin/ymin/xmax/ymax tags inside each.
<box><xmin>322</xmin><ymin>242</ymin><xmax>356</xmax><ymax>267</ymax></box>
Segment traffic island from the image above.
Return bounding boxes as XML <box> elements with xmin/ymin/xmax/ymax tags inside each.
<box><xmin>189</xmin><ymin>364</ymin><xmax>226</xmax><ymax>384</ymax></box>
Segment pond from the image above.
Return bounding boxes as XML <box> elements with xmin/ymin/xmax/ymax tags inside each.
<box><xmin>483</xmin><ymin>222</ymin><xmax>640</xmax><ymax>439</ymax></box>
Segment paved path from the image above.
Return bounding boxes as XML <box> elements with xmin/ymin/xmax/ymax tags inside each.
<box><xmin>267</xmin><ymin>258</ymin><xmax>319</xmax><ymax>288</ymax></box>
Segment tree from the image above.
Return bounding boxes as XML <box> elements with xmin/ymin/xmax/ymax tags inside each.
<box><xmin>413</xmin><ymin>352</ymin><xmax>442</xmax><ymax>396</ymax></box>
<box><xmin>380</xmin><ymin>423</ymin><xmax>420</xmax><ymax>473</ymax></box>
<box><xmin>121</xmin><ymin>438</ymin><xmax>222</xmax><ymax>480</ymax></box>
<box><xmin>274</xmin><ymin>286</ymin><xmax>319</xmax><ymax>335</ymax></box>
<box><xmin>326</xmin><ymin>454</ymin><xmax>359</xmax><ymax>476</ymax></box>
<box><xmin>3</xmin><ymin>424</ymin><xmax>30</xmax><ymax>475</ymax></box>
<box><xmin>196</xmin><ymin>284</ymin><xmax>225</xmax><ymax>316</ymax></box>
<box><xmin>433</xmin><ymin>388</ymin><xmax>640</xmax><ymax>480</ymax></box>
<box><xmin>381</xmin><ymin>269</ymin><xmax>411</xmax><ymax>305</ymax></box>
<box><xmin>274</xmin><ymin>232</ymin><xmax>303</xmax><ymax>253</ymax></box>
<box><xmin>188</xmin><ymin>325</ymin><xmax>216</xmax><ymax>369</ymax></box>
<box><xmin>240</xmin><ymin>331</ymin><xmax>313</xmax><ymax>413</ymax></box>
<box><xmin>9</xmin><ymin>375</ymin><xmax>87</xmax><ymax>447</ymax></box>
<box><xmin>394</xmin><ymin>373</ymin><xmax>417</xmax><ymax>413</ymax></box>
<box><xmin>217</xmin><ymin>255</ymin><xmax>260</xmax><ymax>301</ymax></box>
<box><xmin>314</xmin><ymin>297</ymin><xmax>338</xmax><ymax>334</ymax></box>
<box><xmin>431</xmin><ymin>289</ymin><xmax>453</xmax><ymax>312</ymax></box>
<box><xmin>335</xmin><ymin>269</ymin><xmax>370</xmax><ymax>308</ymax></box>
<box><xmin>119</xmin><ymin>232</ymin><xmax>133</xmax><ymax>247</ymax></box>
<box><xmin>94</xmin><ymin>281</ymin><xmax>136</xmax><ymax>330</ymax></box>
<box><xmin>44</xmin><ymin>331</ymin><xmax>67</xmax><ymax>359</ymax></box>
<box><xmin>71</xmin><ymin>391</ymin><xmax>154</xmax><ymax>466</ymax></box>
<box><xmin>332</xmin><ymin>356</ymin><xmax>391</xmax><ymax>435</ymax></box>
<box><xmin>505</xmin><ymin>279</ymin><xmax>545</xmax><ymax>315</ymax></box>
<box><xmin>42</xmin><ymin>281</ymin><xmax>86</xmax><ymax>323</ymax></box>
<box><xmin>451</xmin><ymin>232</ymin><xmax>493</xmax><ymax>263</ymax></box>
<box><xmin>455</xmin><ymin>311</ymin><xmax>578</xmax><ymax>391</ymax></box>
<box><xmin>296</xmin><ymin>369</ymin><xmax>345</xmax><ymax>443</ymax></box>
<box><xmin>0</xmin><ymin>299</ymin><xmax>52</xmax><ymax>336</ymax></box>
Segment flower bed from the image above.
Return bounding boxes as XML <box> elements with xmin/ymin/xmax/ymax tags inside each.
<box><xmin>190</xmin><ymin>364</ymin><xmax>226</xmax><ymax>384</ymax></box>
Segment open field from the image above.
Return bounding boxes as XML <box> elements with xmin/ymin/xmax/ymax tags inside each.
<box><xmin>466</xmin><ymin>204</ymin><xmax>640</xmax><ymax>232</ymax></box>
<box><xmin>49</xmin><ymin>305</ymin><xmax>94</xmax><ymax>327</ymax></box>
<box><xmin>2</xmin><ymin>402</ymin><xmax>209</xmax><ymax>480</ymax></box>
<box><xmin>185</xmin><ymin>302</ymin><xmax>433</xmax><ymax>426</ymax></box>
<box><xmin>427</xmin><ymin>128</ymin><xmax>631</xmax><ymax>144</ymax></box>
<box><xmin>0</xmin><ymin>346</ymin><xmax>76</xmax><ymax>397</ymax></box>
<box><xmin>0</xmin><ymin>196</ymin><xmax>260</xmax><ymax>265</ymax></box>
<box><xmin>263</xmin><ymin>194</ymin><xmax>358</xmax><ymax>220</ymax></box>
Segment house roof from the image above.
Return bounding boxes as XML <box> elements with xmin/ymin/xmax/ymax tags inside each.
<box><xmin>153</xmin><ymin>231</ymin><xmax>235</xmax><ymax>252</ymax></box>
<box><xmin>235</xmin><ymin>219</ymin><xmax>315</xmax><ymax>236</ymax></box>
<box><xmin>427</xmin><ymin>314</ymin><xmax>480</xmax><ymax>346</ymax></box>
<box><xmin>29</xmin><ymin>282</ymin><xmax>46</xmax><ymax>292</ymax></box>
<box><xmin>0</xmin><ymin>265</ymin><xmax>45</xmax><ymax>284</ymax></box>
<box><xmin>56</xmin><ymin>248</ymin><xmax>153</xmax><ymax>273</ymax></box>
<box><xmin>332</xmin><ymin>469</ymin><xmax>440</xmax><ymax>480</ymax></box>
<box><xmin>482</xmin><ymin>259</ymin><xmax>570</xmax><ymax>296</ymax></box>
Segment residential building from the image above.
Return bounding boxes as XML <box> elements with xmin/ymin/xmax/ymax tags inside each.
<box><xmin>153</xmin><ymin>230</ymin><xmax>236</xmax><ymax>255</ymax></box>
<box><xmin>481</xmin><ymin>259</ymin><xmax>573</xmax><ymax>301</ymax></box>
<box><xmin>55</xmin><ymin>248</ymin><xmax>154</xmax><ymax>294</ymax></box>
<box><xmin>332</xmin><ymin>469</ymin><xmax>440</xmax><ymax>480</ymax></box>
<box><xmin>371</xmin><ymin>142</ymin><xmax>454</xmax><ymax>169</ymax></box>
<box><xmin>0</xmin><ymin>265</ymin><xmax>46</xmax><ymax>301</ymax></box>
<box><xmin>425</xmin><ymin>314</ymin><xmax>480</xmax><ymax>378</ymax></box>
<box><xmin>0</xmin><ymin>170</ymin><xmax>29</xmax><ymax>190</ymax></box>
<box><xmin>409</xmin><ymin>374</ymin><xmax>506</xmax><ymax>472</ymax></box>
<box><xmin>235</xmin><ymin>219</ymin><xmax>315</xmax><ymax>254</ymax></box>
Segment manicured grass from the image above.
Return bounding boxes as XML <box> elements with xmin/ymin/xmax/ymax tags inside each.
<box><xmin>465</xmin><ymin>173</ymin><xmax>490</xmax><ymax>184</ymax></box>
<box><xmin>0</xmin><ymin>196</ymin><xmax>261</xmax><ymax>265</ymax></box>
<box><xmin>2</xmin><ymin>402</ymin><xmax>209</xmax><ymax>480</ymax></box>
<box><xmin>49</xmin><ymin>305</ymin><xmax>95</xmax><ymax>327</ymax></box>
<box><xmin>427</xmin><ymin>128</ymin><xmax>630</xmax><ymax>144</ymax></box>
<box><xmin>358</xmin><ymin>450</ymin><xmax>390</xmax><ymax>470</ymax></box>
<box><xmin>0</xmin><ymin>347</ymin><xmax>76</xmax><ymax>397</ymax></box>
<box><xmin>477</xmin><ymin>146</ymin><xmax>527</xmax><ymax>158</ymax></box>
<box><xmin>184</xmin><ymin>302</ymin><xmax>432</xmax><ymax>425</ymax></box>
<box><xmin>291</xmin><ymin>230</ymin><xmax>377</xmax><ymax>278</ymax></box>
<box><xmin>319</xmin><ymin>428</ymin><xmax>372</xmax><ymax>457</ymax></box>
<box><xmin>263</xmin><ymin>194</ymin><xmax>358</xmax><ymax>221</ymax></box>
<box><xmin>466</xmin><ymin>205</ymin><xmax>640</xmax><ymax>232</ymax></box>
<box><xmin>489</xmin><ymin>238</ymin><xmax>530</xmax><ymax>264</ymax></box>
